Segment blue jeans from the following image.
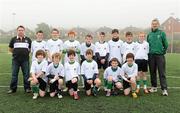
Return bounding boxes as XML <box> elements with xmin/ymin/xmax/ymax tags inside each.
<box><xmin>10</xmin><ymin>59</ymin><xmax>30</xmax><ymax>91</ymax></box>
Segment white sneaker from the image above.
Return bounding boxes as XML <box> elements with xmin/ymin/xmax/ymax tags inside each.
<box><xmin>149</xmin><ymin>87</ymin><xmax>157</xmax><ymax>93</ymax></box>
<box><xmin>104</xmin><ymin>87</ymin><xmax>108</xmax><ymax>91</ymax></box>
<box><xmin>57</xmin><ymin>94</ymin><xmax>63</xmax><ymax>99</ymax></box>
<box><xmin>32</xmin><ymin>93</ymin><xmax>38</xmax><ymax>99</ymax></box>
<box><xmin>162</xmin><ymin>90</ymin><xmax>168</xmax><ymax>96</ymax></box>
<box><xmin>63</xmin><ymin>87</ymin><xmax>68</xmax><ymax>92</ymax></box>
<box><xmin>50</xmin><ymin>79</ymin><xmax>56</xmax><ymax>83</ymax></box>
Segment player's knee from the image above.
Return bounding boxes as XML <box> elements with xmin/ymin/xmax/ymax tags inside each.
<box><xmin>39</xmin><ymin>90</ymin><xmax>45</xmax><ymax>97</ymax></box>
<box><xmin>95</xmin><ymin>78</ymin><xmax>101</xmax><ymax>86</ymax></box>
<box><xmin>116</xmin><ymin>83</ymin><xmax>122</xmax><ymax>89</ymax></box>
<box><xmin>107</xmin><ymin>76</ymin><xmax>113</xmax><ymax>82</ymax></box>
<box><xmin>50</xmin><ymin>92</ymin><xmax>56</xmax><ymax>97</ymax></box>
<box><xmin>31</xmin><ymin>80</ymin><xmax>37</xmax><ymax>85</ymax></box>
<box><xmin>58</xmin><ymin>79</ymin><xmax>63</xmax><ymax>85</ymax></box>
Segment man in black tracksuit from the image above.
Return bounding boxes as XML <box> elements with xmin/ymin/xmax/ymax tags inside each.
<box><xmin>147</xmin><ymin>19</ymin><xmax>168</xmax><ymax>96</ymax></box>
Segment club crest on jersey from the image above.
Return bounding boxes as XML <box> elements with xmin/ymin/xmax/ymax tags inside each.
<box><xmin>118</xmin><ymin>46</ymin><xmax>120</xmax><ymax>48</ymax></box>
<box><xmin>74</xmin><ymin>68</ymin><xmax>76</xmax><ymax>71</ymax></box>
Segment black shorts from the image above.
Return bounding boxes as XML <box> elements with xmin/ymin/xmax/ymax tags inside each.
<box><xmin>66</xmin><ymin>77</ymin><xmax>78</xmax><ymax>91</ymax></box>
<box><xmin>123</xmin><ymin>78</ymin><xmax>131</xmax><ymax>89</ymax></box>
<box><xmin>37</xmin><ymin>78</ymin><xmax>47</xmax><ymax>91</ymax></box>
<box><xmin>49</xmin><ymin>80</ymin><xmax>58</xmax><ymax>93</ymax></box>
<box><xmin>135</xmin><ymin>59</ymin><xmax>148</xmax><ymax>72</ymax></box>
<box><xmin>97</xmin><ymin>57</ymin><xmax>108</xmax><ymax>69</ymax></box>
<box><xmin>84</xmin><ymin>75</ymin><xmax>97</xmax><ymax>90</ymax></box>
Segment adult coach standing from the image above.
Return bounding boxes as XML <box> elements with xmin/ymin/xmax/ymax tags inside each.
<box><xmin>147</xmin><ymin>19</ymin><xmax>168</xmax><ymax>96</ymax></box>
<box><xmin>7</xmin><ymin>25</ymin><xmax>32</xmax><ymax>94</ymax></box>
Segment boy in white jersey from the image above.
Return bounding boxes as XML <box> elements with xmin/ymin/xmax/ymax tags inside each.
<box><xmin>121</xmin><ymin>31</ymin><xmax>137</xmax><ymax>63</ymax></box>
<box><xmin>135</xmin><ymin>32</ymin><xmax>149</xmax><ymax>94</ymax></box>
<box><xmin>122</xmin><ymin>53</ymin><xmax>138</xmax><ymax>98</ymax></box>
<box><xmin>81</xmin><ymin>49</ymin><xmax>101</xmax><ymax>96</ymax></box>
<box><xmin>80</xmin><ymin>34</ymin><xmax>96</xmax><ymax>64</ymax></box>
<box><xmin>64</xmin><ymin>49</ymin><xmax>80</xmax><ymax>100</ymax></box>
<box><xmin>108</xmin><ymin>29</ymin><xmax>123</xmax><ymax>66</ymax></box>
<box><xmin>29</xmin><ymin>50</ymin><xmax>48</xmax><ymax>99</ymax></box>
<box><xmin>95</xmin><ymin>32</ymin><xmax>109</xmax><ymax>70</ymax></box>
<box><xmin>31</xmin><ymin>30</ymin><xmax>46</xmax><ymax>61</ymax></box>
<box><xmin>46</xmin><ymin>28</ymin><xmax>63</xmax><ymax>63</ymax></box>
<box><xmin>104</xmin><ymin>58</ymin><xmax>124</xmax><ymax>96</ymax></box>
<box><xmin>63</xmin><ymin>31</ymin><xmax>81</xmax><ymax>63</ymax></box>
<box><xmin>46</xmin><ymin>53</ymin><xmax>64</xmax><ymax>98</ymax></box>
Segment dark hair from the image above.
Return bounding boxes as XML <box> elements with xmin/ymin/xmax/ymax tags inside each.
<box><xmin>51</xmin><ymin>28</ymin><xmax>59</xmax><ymax>33</ymax></box>
<box><xmin>35</xmin><ymin>50</ymin><xmax>46</xmax><ymax>58</ymax></box>
<box><xmin>36</xmin><ymin>30</ymin><xmax>43</xmax><ymax>34</ymax></box>
<box><xmin>100</xmin><ymin>32</ymin><xmax>105</xmax><ymax>35</ymax></box>
<box><xmin>112</xmin><ymin>29</ymin><xmax>119</xmax><ymax>34</ymax></box>
<box><xmin>125</xmin><ymin>31</ymin><xmax>133</xmax><ymax>37</ymax></box>
<box><xmin>86</xmin><ymin>34</ymin><xmax>93</xmax><ymax>39</ymax></box>
<box><xmin>67</xmin><ymin>49</ymin><xmax>76</xmax><ymax>57</ymax></box>
<box><xmin>110</xmin><ymin>58</ymin><xmax>119</xmax><ymax>63</ymax></box>
<box><xmin>17</xmin><ymin>25</ymin><xmax>25</xmax><ymax>30</ymax></box>
<box><xmin>126</xmin><ymin>53</ymin><xmax>134</xmax><ymax>60</ymax></box>
<box><xmin>86</xmin><ymin>49</ymin><xmax>93</xmax><ymax>55</ymax></box>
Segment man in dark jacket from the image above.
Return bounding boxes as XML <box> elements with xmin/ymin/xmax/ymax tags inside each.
<box><xmin>7</xmin><ymin>25</ymin><xmax>32</xmax><ymax>94</ymax></box>
<box><xmin>147</xmin><ymin>19</ymin><xmax>168</xmax><ymax>96</ymax></box>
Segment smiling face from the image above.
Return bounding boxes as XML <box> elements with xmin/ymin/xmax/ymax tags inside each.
<box><xmin>85</xmin><ymin>36</ymin><xmax>92</xmax><ymax>45</ymax></box>
<box><xmin>36</xmin><ymin>54</ymin><xmax>44</xmax><ymax>62</ymax></box>
<box><xmin>36</xmin><ymin>32</ymin><xmax>44</xmax><ymax>41</ymax></box>
<box><xmin>126</xmin><ymin>35</ymin><xmax>133</xmax><ymax>43</ymax></box>
<box><xmin>53</xmin><ymin>57</ymin><xmax>60</xmax><ymax>64</ymax></box>
<box><xmin>138</xmin><ymin>33</ymin><xmax>145</xmax><ymax>43</ymax></box>
<box><xmin>112</xmin><ymin>32</ymin><xmax>119</xmax><ymax>39</ymax></box>
<box><xmin>151</xmin><ymin>20</ymin><xmax>159</xmax><ymax>31</ymax></box>
<box><xmin>51</xmin><ymin>30</ymin><xmax>60</xmax><ymax>40</ymax></box>
<box><xmin>99</xmin><ymin>34</ymin><xmax>105</xmax><ymax>42</ymax></box>
<box><xmin>111</xmin><ymin>61</ymin><xmax>118</xmax><ymax>68</ymax></box>
<box><xmin>126</xmin><ymin>58</ymin><xmax>134</xmax><ymax>66</ymax></box>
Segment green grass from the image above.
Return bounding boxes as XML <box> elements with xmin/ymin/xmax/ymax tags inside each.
<box><xmin>0</xmin><ymin>44</ymin><xmax>180</xmax><ymax>113</ymax></box>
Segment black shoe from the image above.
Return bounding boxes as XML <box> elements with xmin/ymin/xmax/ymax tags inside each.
<box><xmin>25</xmin><ymin>89</ymin><xmax>31</xmax><ymax>93</ymax></box>
<box><xmin>7</xmin><ymin>89</ymin><xmax>16</xmax><ymax>94</ymax></box>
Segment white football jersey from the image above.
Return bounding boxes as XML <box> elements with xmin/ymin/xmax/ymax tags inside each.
<box><xmin>135</xmin><ymin>41</ymin><xmax>149</xmax><ymax>60</ymax></box>
<box><xmin>122</xmin><ymin>62</ymin><xmax>138</xmax><ymax>79</ymax></box>
<box><xmin>81</xmin><ymin>60</ymin><xmax>99</xmax><ymax>79</ymax></box>
<box><xmin>63</xmin><ymin>40</ymin><xmax>81</xmax><ymax>63</ymax></box>
<box><xmin>30</xmin><ymin>59</ymin><xmax>48</xmax><ymax>82</ymax></box>
<box><xmin>80</xmin><ymin>43</ymin><xmax>96</xmax><ymax>58</ymax></box>
<box><xmin>108</xmin><ymin>39</ymin><xmax>123</xmax><ymax>64</ymax></box>
<box><xmin>45</xmin><ymin>39</ymin><xmax>63</xmax><ymax>61</ymax></box>
<box><xmin>95</xmin><ymin>41</ymin><xmax>109</xmax><ymax>57</ymax></box>
<box><xmin>46</xmin><ymin>62</ymin><xmax>64</xmax><ymax>77</ymax></box>
<box><xmin>104</xmin><ymin>66</ymin><xmax>124</xmax><ymax>82</ymax></box>
<box><xmin>121</xmin><ymin>42</ymin><xmax>137</xmax><ymax>63</ymax></box>
<box><xmin>31</xmin><ymin>40</ymin><xmax>46</xmax><ymax>61</ymax></box>
<box><xmin>64</xmin><ymin>61</ymin><xmax>80</xmax><ymax>82</ymax></box>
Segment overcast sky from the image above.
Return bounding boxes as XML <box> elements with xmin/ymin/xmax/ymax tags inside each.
<box><xmin>0</xmin><ymin>0</ymin><xmax>179</xmax><ymax>31</ymax></box>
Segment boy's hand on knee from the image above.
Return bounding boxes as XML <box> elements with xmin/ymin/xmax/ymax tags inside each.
<box><xmin>71</xmin><ymin>78</ymin><xmax>77</xmax><ymax>83</ymax></box>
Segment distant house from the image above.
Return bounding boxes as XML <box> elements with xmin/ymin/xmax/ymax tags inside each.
<box><xmin>161</xmin><ymin>17</ymin><xmax>180</xmax><ymax>35</ymax></box>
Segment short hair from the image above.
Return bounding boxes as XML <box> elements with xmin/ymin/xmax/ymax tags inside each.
<box><xmin>110</xmin><ymin>58</ymin><xmax>119</xmax><ymax>63</ymax></box>
<box><xmin>36</xmin><ymin>30</ymin><xmax>43</xmax><ymax>34</ymax></box>
<box><xmin>138</xmin><ymin>32</ymin><xmax>146</xmax><ymax>36</ymax></box>
<box><xmin>86</xmin><ymin>34</ymin><xmax>93</xmax><ymax>39</ymax></box>
<box><xmin>51</xmin><ymin>28</ymin><xmax>59</xmax><ymax>33</ymax></box>
<box><xmin>17</xmin><ymin>25</ymin><xmax>25</xmax><ymax>30</ymax></box>
<box><xmin>125</xmin><ymin>31</ymin><xmax>133</xmax><ymax>37</ymax></box>
<box><xmin>35</xmin><ymin>50</ymin><xmax>46</xmax><ymax>58</ymax></box>
<box><xmin>152</xmin><ymin>18</ymin><xmax>160</xmax><ymax>25</ymax></box>
<box><xmin>126</xmin><ymin>53</ymin><xmax>134</xmax><ymax>60</ymax></box>
<box><xmin>112</xmin><ymin>29</ymin><xmax>119</xmax><ymax>34</ymax></box>
<box><xmin>86</xmin><ymin>49</ymin><xmax>93</xmax><ymax>55</ymax></box>
<box><xmin>68</xmin><ymin>31</ymin><xmax>76</xmax><ymax>36</ymax></box>
<box><xmin>52</xmin><ymin>53</ymin><xmax>61</xmax><ymax>61</ymax></box>
<box><xmin>100</xmin><ymin>32</ymin><xmax>105</xmax><ymax>35</ymax></box>
<box><xmin>67</xmin><ymin>49</ymin><xmax>76</xmax><ymax>57</ymax></box>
